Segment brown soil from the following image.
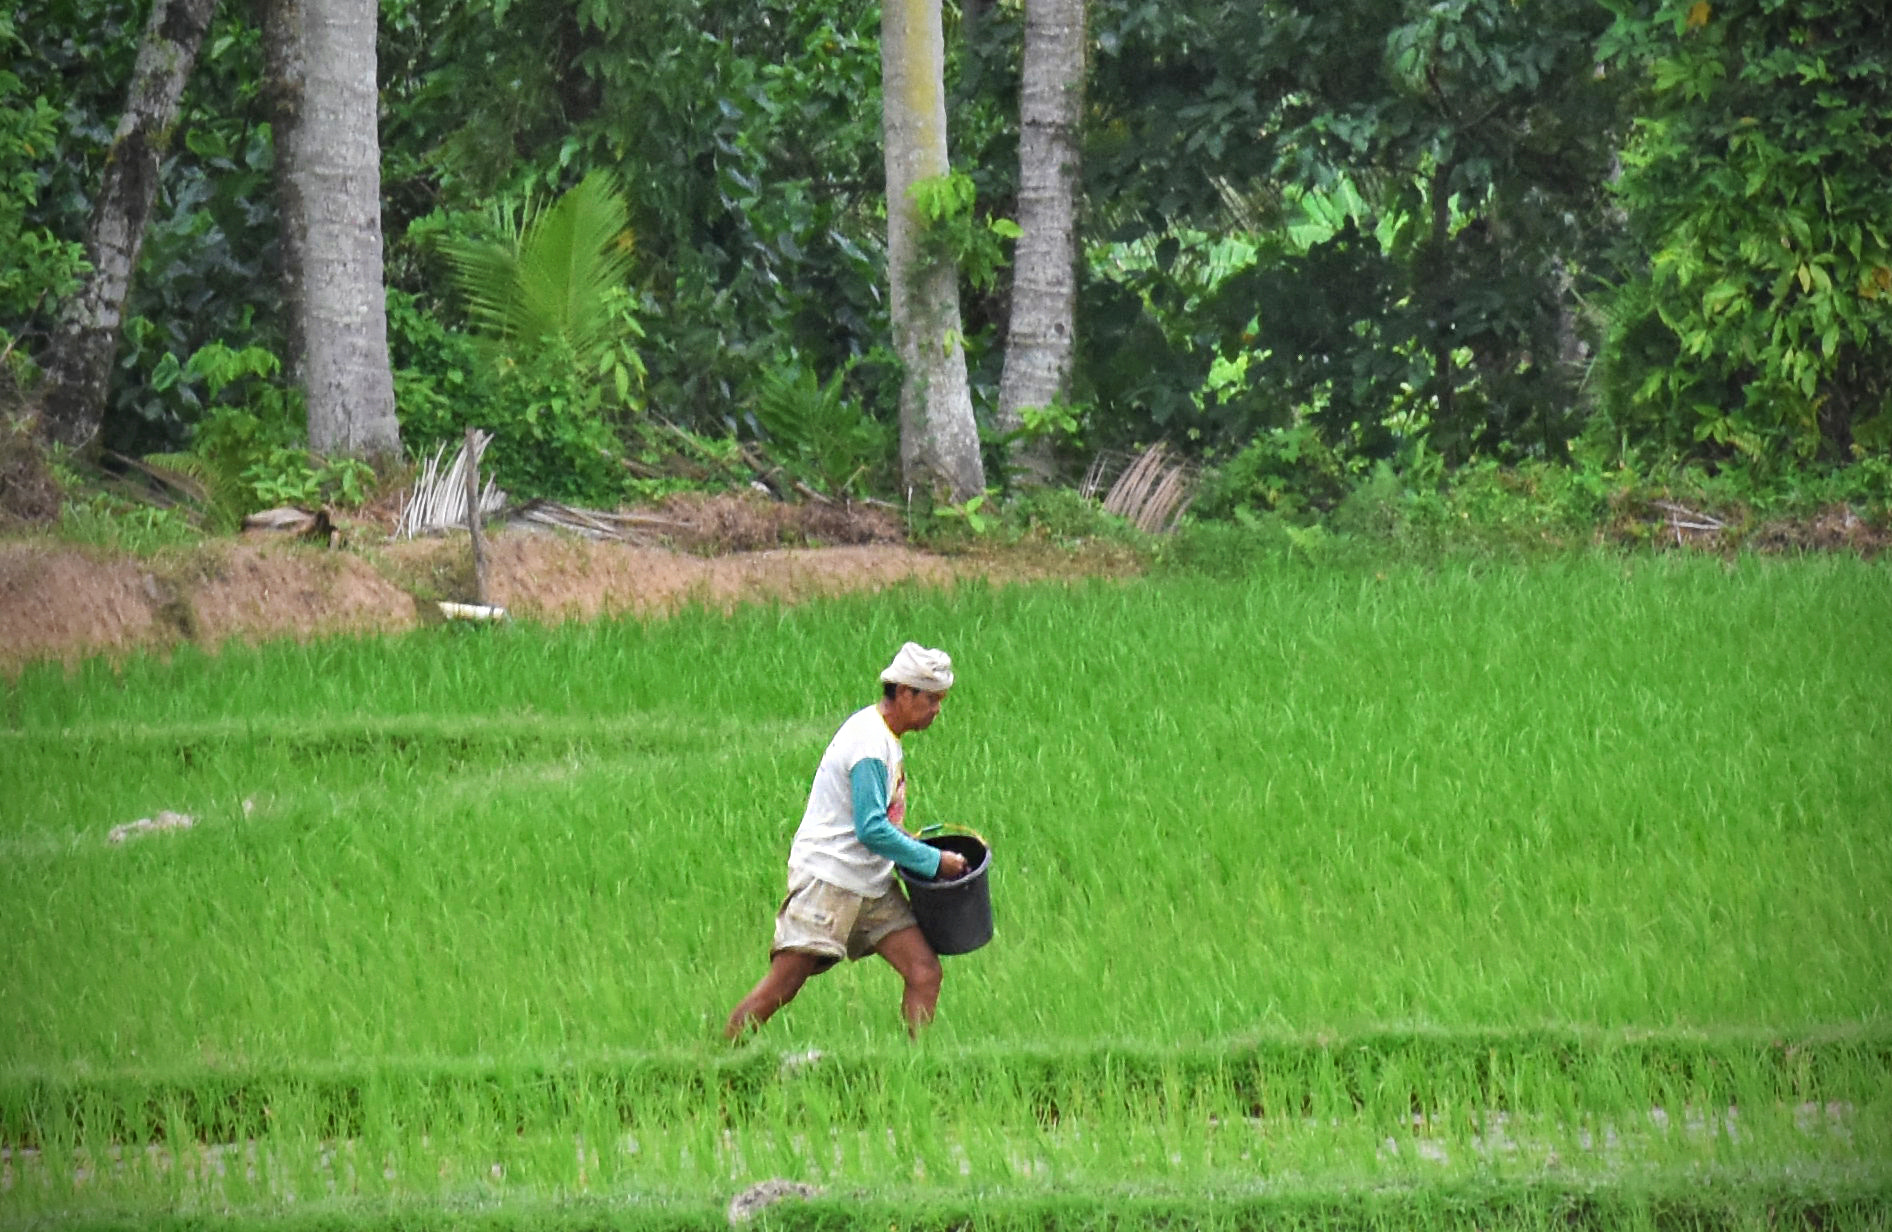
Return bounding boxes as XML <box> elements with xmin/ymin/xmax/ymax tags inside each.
<box><xmin>3</xmin><ymin>486</ymin><xmax>1881</xmax><ymax>673</ymax></box>
<box><xmin>0</xmin><ymin>493</ymin><xmax>1132</xmax><ymax>673</ymax></box>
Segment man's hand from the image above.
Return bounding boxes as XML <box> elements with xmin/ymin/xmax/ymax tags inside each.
<box><xmin>936</xmin><ymin>850</ymin><xmax>970</xmax><ymax>880</ymax></box>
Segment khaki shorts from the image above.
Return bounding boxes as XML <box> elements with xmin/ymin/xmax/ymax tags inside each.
<box><xmin>771</xmin><ymin>872</ymin><xmax>919</xmax><ymax>972</ymax></box>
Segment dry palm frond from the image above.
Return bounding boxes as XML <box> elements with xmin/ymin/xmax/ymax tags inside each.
<box><xmin>506</xmin><ymin>500</ymin><xmax>682</xmax><ymax>543</ymax></box>
<box><xmin>396</xmin><ymin>431</ymin><xmax>507</xmax><ymax>538</ymax></box>
<box><xmin>1079</xmin><ymin>450</ymin><xmax>1131</xmax><ymax>502</ymax></box>
<box><xmin>119</xmin><ymin>451</ymin><xmax>215</xmax><ymax>507</ymax></box>
<box><xmin>1099</xmin><ymin>442</ymin><xmax>1197</xmax><ymax>534</ymax></box>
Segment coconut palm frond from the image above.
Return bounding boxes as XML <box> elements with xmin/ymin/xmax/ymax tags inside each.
<box><xmin>440</xmin><ymin>236</ymin><xmax>518</xmax><ymax>344</ymax></box>
<box><xmin>441</xmin><ymin>170</ymin><xmax>636</xmax><ymax>358</ymax></box>
<box><xmin>511</xmin><ymin>170</ymin><xmax>637</xmax><ymax>357</ymax></box>
<box><xmin>396</xmin><ymin>432</ymin><xmax>507</xmax><ymax>539</ymax></box>
<box><xmin>1083</xmin><ymin>193</ymin><xmax>1148</xmax><ymax>246</ymax></box>
<box><xmin>1097</xmin><ymin>442</ymin><xmax>1197</xmax><ymax>534</ymax></box>
<box><xmin>1212</xmin><ymin>174</ymin><xmax>1285</xmax><ymax>235</ymax></box>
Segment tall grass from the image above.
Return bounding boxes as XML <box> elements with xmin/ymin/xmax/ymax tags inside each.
<box><xmin>11</xmin><ymin>555</ymin><xmax>1884</xmax><ymax>1062</ymax></box>
<box><xmin>3</xmin><ymin>1049</ymin><xmax>1885</xmax><ymax>1220</ymax></box>
<box><xmin>2</xmin><ymin>553</ymin><xmax>1887</xmax><ymax>1221</ymax></box>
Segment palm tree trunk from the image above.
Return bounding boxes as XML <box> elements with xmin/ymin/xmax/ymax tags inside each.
<box><xmin>996</xmin><ymin>0</ymin><xmax>1086</xmax><ymax>487</ymax></box>
<box><xmin>262</xmin><ymin>0</ymin><xmax>400</xmax><ymax>460</ymax></box>
<box><xmin>882</xmin><ymin>0</ymin><xmax>986</xmax><ymax>503</ymax></box>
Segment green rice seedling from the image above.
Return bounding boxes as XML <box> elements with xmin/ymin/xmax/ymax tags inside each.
<box><xmin>3</xmin><ymin>555</ymin><xmax>1888</xmax><ymax>1226</ymax></box>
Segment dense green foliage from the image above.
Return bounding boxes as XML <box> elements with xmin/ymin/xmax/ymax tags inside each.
<box><xmin>410</xmin><ymin>170</ymin><xmax>647</xmax><ymax>503</ymax></box>
<box><xmin>1596</xmin><ymin>0</ymin><xmax>1892</xmax><ymax>470</ymax></box>
<box><xmin>0</xmin><ymin>12</ymin><xmax>89</xmax><ymax>369</ymax></box>
<box><xmin>6</xmin><ymin>0</ymin><xmax>285</xmax><ymax>454</ymax></box>
<box><xmin>380</xmin><ymin>0</ymin><xmax>903</xmax><ymax>424</ymax></box>
<box><xmin>0</xmin><ymin>0</ymin><xmax>1886</xmax><ymax>518</ymax></box>
<box><xmin>1081</xmin><ymin>0</ymin><xmax>1627</xmax><ymax>467</ymax></box>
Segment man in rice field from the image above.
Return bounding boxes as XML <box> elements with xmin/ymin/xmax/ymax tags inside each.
<box><xmin>724</xmin><ymin>642</ymin><xmax>970</xmax><ymax>1039</ymax></box>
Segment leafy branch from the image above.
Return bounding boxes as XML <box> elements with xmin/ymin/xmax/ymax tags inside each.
<box><xmin>909</xmin><ymin>170</ymin><xmax>1021</xmax><ymax>292</ymax></box>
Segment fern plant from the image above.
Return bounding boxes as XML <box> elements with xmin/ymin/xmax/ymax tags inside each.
<box><xmin>748</xmin><ymin>354</ymin><xmax>892</xmax><ymax>497</ymax></box>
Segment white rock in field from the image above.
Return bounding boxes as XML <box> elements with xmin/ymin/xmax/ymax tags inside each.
<box><xmin>778</xmin><ymin>1048</ymin><xmax>825</xmax><ymax>1075</ymax></box>
<box><xmin>727</xmin><ymin>1178</ymin><xmax>823</xmax><ymax>1224</ymax></box>
<box><xmin>108</xmin><ymin>811</ymin><xmax>195</xmax><ymax>844</ymax></box>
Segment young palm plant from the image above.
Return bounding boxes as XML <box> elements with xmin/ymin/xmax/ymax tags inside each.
<box><xmin>441</xmin><ymin>169</ymin><xmax>638</xmax><ymax>362</ymax></box>
<box><xmin>436</xmin><ymin>170</ymin><xmax>646</xmax><ymax>503</ymax></box>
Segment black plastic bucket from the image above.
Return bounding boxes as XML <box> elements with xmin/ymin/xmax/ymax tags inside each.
<box><xmin>899</xmin><ymin>833</ymin><xmax>993</xmax><ymax>956</ymax></box>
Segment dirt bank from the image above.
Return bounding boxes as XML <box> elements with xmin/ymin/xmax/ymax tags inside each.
<box><xmin>0</xmin><ymin>538</ymin><xmax>1048</xmax><ymax>671</ymax></box>
<box><xmin>7</xmin><ymin>488</ymin><xmax>1880</xmax><ymax>673</ymax></box>
<box><xmin>0</xmin><ymin>493</ymin><xmax>1134</xmax><ymax>671</ymax></box>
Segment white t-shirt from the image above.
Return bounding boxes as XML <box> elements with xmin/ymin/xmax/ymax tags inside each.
<box><xmin>787</xmin><ymin>704</ymin><xmax>908</xmax><ymax>896</ymax></box>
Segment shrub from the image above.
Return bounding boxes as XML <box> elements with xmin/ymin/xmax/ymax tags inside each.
<box><xmin>745</xmin><ymin>352</ymin><xmax>893</xmax><ymax>499</ymax></box>
<box><xmin>1599</xmin><ymin>0</ymin><xmax>1892</xmax><ymax>467</ymax></box>
<box><xmin>1192</xmin><ymin>426</ymin><xmax>1360</xmax><ymax>522</ymax></box>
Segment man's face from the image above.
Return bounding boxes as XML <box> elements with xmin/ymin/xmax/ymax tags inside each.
<box><xmin>891</xmin><ymin>685</ymin><xmax>947</xmax><ymax>732</ymax></box>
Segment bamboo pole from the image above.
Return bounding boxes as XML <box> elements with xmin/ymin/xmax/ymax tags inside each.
<box><xmin>464</xmin><ymin>427</ymin><xmax>489</xmax><ymax>606</ymax></box>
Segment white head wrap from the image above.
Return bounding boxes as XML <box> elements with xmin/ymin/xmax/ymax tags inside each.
<box><xmin>880</xmin><ymin>642</ymin><xmax>954</xmax><ymax>693</ymax></box>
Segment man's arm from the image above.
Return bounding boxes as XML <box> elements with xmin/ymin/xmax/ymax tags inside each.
<box><xmin>849</xmin><ymin>758</ymin><xmax>942</xmax><ymax>877</ymax></box>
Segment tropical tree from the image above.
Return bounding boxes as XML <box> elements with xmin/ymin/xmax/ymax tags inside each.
<box><xmin>882</xmin><ymin>0</ymin><xmax>986</xmax><ymax>502</ymax></box>
<box><xmin>1077</xmin><ymin>0</ymin><xmax>1625</xmax><ymax>465</ymax></box>
<box><xmin>995</xmin><ymin>0</ymin><xmax>1087</xmax><ymax>486</ymax></box>
<box><xmin>40</xmin><ymin>0</ymin><xmax>220</xmax><ymax>453</ymax></box>
<box><xmin>261</xmin><ymin>0</ymin><xmax>400</xmax><ymax>459</ymax></box>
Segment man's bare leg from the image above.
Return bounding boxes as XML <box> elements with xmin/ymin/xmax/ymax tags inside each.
<box><xmin>874</xmin><ymin>926</ymin><xmax>944</xmax><ymax>1036</ymax></box>
<box><xmin>725</xmin><ymin>951</ymin><xmax>822</xmax><ymax>1040</ymax></box>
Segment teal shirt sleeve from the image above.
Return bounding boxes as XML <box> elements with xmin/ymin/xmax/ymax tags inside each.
<box><xmin>849</xmin><ymin>757</ymin><xmax>942</xmax><ymax>878</ymax></box>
